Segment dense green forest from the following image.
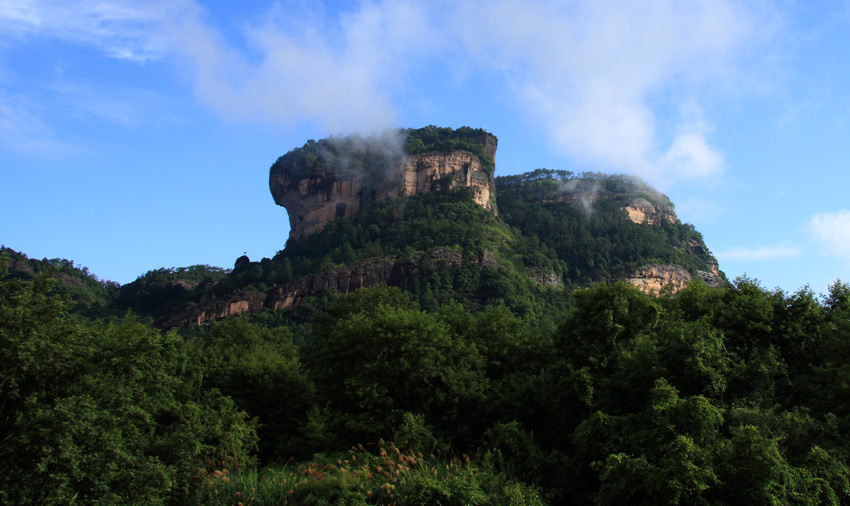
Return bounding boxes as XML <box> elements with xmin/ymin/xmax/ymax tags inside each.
<box><xmin>4</xmin><ymin>256</ymin><xmax>850</xmax><ymax>504</ymax></box>
<box><xmin>0</xmin><ymin>246</ymin><xmax>119</xmax><ymax>314</ymax></box>
<box><xmin>3</xmin><ymin>129</ymin><xmax>847</xmax><ymax>504</ymax></box>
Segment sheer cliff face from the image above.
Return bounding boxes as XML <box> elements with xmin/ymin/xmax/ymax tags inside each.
<box><xmin>270</xmin><ymin>149</ymin><xmax>497</xmax><ymax>240</ymax></box>
<box><xmin>624</xmin><ymin>198</ymin><xmax>677</xmax><ymax>225</ymax></box>
<box><xmin>625</xmin><ymin>263</ymin><xmax>724</xmax><ymax>295</ymax></box>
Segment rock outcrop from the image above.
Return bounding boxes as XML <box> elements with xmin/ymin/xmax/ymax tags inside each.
<box><xmin>154</xmin><ymin>291</ymin><xmax>267</xmax><ymax>328</ymax></box>
<box><xmin>625</xmin><ymin>263</ymin><xmax>725</xmax><ymax>295</ymax></box>
<box><xmin>514</xmin><ymin>180</ymin><xmax>676</xmax><ymax>227</ymax></box>
<box><xmin>155</xmin><ymin>132</ymin><xmax>727</xmax><ymax>326</ymax></box>
<box><xmin>270</xmin><ymin>137</ymin><xmax>498</xmax><ymax>240</ymax></box>
<box><xmin>624</xmin><ymin>198</ymin><xmax>677</xmax><ymax>225</ymax></box>
<box><xmin>156</xmin><ymin>248</ymin><xmax>503</xmax><ymax>328</ymax></box>
<box><xmin>157</xmin><ymin>255</ymin><xmax>722</xmax><ymax>327</ymax></box>
<box><xmin>620</xmin><ymin>224</ymin><xmax>724</xmax><ymax>295</ymax></box>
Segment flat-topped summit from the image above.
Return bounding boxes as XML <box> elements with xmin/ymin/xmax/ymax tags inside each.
<box><xmin>270</xmin><ymin>126</ymin><xmax>498</xmax><ymax>240</ymax></box>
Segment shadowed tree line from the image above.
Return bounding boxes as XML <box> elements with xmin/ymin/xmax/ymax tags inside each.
<box><xmin>4</xmin><ymin>249</ymin><xmax>850</xmax><ymax>504</ymax></box>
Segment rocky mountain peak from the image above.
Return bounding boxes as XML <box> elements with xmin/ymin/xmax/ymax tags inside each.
<box><xmin>270</xmin><ymin>128</ymin><xmax>498</xmax><ymax>240</ymax></box>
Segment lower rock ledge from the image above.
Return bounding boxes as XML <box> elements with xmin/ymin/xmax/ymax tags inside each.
<box><xmin>624</xmin><ymin>263</ymin><xmax>724</xmax><ymax>296</ymax></box>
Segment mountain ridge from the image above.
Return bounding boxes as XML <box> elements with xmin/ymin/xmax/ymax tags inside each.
<box><xmin>270</xmin><ymin>127</ymin><xmax>498</xmax><ymax>239</ymax></box>
<box><xmin>3</xmin><ymin>127</ymin><xmax>726</xmax><ymax>327</ymax></box>
<box><xmin>148</xmin><ymin>128</ymin><xmax>725</xmax><ymax>327</ymax></box>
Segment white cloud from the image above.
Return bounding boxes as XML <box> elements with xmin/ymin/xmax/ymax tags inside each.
<box><xmin>0</xmin><ymin>0</ymin><xmax>781</xmax><ymax>174</ymax></box>
<box><xmin>446</xmin><ymin>0</ymin><xmax>773</xmax><ymax>185</ymax></box>
<box><xmin>662</xmin><ymin>118</ymin><xmax>725</xmax><ymax>180</ymax></box>
<box><xmin>154</xmin><ymin>0</ymin><xmax>440</xmax><ymax>133</ymax></box>
<box><xmin>808</xmin><ymin>210</ymin><xmax>850</xmax><ymax>260</ymax></box>
<box><xmin>0</xmin><ymin>1</ymin><xmax>40</xmax><ymax>26</ymax></box>
<box><xmin>0</xmin><ymin>0</ymin><xmax>168</xmax><ymax>61</ymax></box>
<box><xmin>716</xmin><ymin>243</ymin><xmax>802</xmax><ymax>262</ymax></box>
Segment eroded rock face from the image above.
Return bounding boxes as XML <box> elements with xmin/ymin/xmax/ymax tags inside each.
<box><xmin>156</xmin><ymin>257</ymin><xmax>722</xmax><ymax>327</ymax></box>
<box><xmin>270</xmin><ymin>149</ymin><xmax>497</xmax><ymax>240</ymax></box>
<box><xmin>401</xmin><ymin>151</ymin><xmax>496</xmax><ymax>214</ymax></box>
<box><xmin>625</xmin><ymin>263</ymin><xmax>725</xmax><ymax>296</ymax></box>
<box><xmin>154</xmin><ymin>291</ymin><xmax>266</xmax><ymax>328</ymax></box>
<box><xmin>697</xmin><ymin>260</ymin><xmax>723</xmax><ymax>288</ymax></box>
<box><xmin>155</xmin><ymin>248</ymin><xmax>504</xmax><ymax>328</ymax></box>
<box><xmin>626</xmin><ymin>264</ymin><xmax>692</xmax><ymax>295</ymax></box>
<box><xmin>624</xmin><ymin>198</ymin><xmax>677</xmax><ymax>225</ymax></box>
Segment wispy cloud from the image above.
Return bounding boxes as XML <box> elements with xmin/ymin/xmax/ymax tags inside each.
<box><xmin>159</xmin><ymin>0</ymin><xmax>433</xmax><ymax>132</ymax></box>
<box><xmin>0</xmin><ymin>1</ymin><xmax>176</xmax><ymax>154</ymax></box>
<box><xmin>49</xmin><ymin>79</ymin><xmax>166</xmax><ymax>126</ymax></box>
<box><xmin>0</xmin><ymin>91</ymin><xmax>73</xmax><ymax>155</ymax></box>
<box><xmin>0</xmin><ymin>0</ymin><xmax>167</xmax><ymax>61</ymax></box>
<box><xmin>807</xmin><ymin>210</ymin><xmax>850</xmax><ymax>260</ymax></box>
<box><xmin>716</xmin><ymin>243</ymin><xmax>802</xmax><ymax>262</ymax></box>
<box><xmin>454</xmin><ymin>0</ymin><xmax>779</xmax><ymax>185</ymax></box>
<box><xmin>165</xmin><ymin>0</ymin><xmax>778</xmax><ymax>180</ymax></box>
<box><xmin>0</xmin><ymin>0</ymin><xmax>784</xmax><ymax>180</ymax></box>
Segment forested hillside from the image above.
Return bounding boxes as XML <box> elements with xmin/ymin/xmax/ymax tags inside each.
<box><xmin>12</xmin><ymin>128</ymin><xmax>720</xmax><ymax>328</ymax></box>
<box><xmin>3</xmin><ymin>127</ymin><xmax>848</xmax><ymax>504</ymax></box>
<box><xmin>1</xmin><ymin>246</ymin><xmax>118</xmax><ymax>315</ymax></box>
<box><xmin>4</xmin><ymin>256</ymin><xmax>850</xmax><ymax>504</ymax></box>
<box><xmin>112</xmin><ymin>171</ymin><xmax>719</xmax><ymax>330</ymax></box>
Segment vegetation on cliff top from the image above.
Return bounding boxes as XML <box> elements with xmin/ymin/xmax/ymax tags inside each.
<box><xmin>495</xmin><ymin>169</ymin><xmax>714</xmax><ymax>281</ymax></box>
<box><xmin>403</xmin><ymin>125</ymin><xmax>496</xmax><ymax>172</ymax></box>
<box><xmin>270</xmin><ymin>125</ymin><xmax>496</xmax><ymax>183</ymax></box>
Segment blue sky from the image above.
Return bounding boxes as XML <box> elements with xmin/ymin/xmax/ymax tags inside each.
<box><xmin>1</xmin><ymin>0</ymin><xmax>849</xmax><ymax>296</ymax></box>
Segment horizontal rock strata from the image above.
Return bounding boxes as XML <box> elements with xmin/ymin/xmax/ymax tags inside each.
<box><xmin>625</xmin><ymin>263</ymin><xmax>725</xmax><ymax>295</ymax></box>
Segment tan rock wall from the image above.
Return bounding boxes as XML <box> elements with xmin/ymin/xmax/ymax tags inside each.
<box><xmin>400</xmin><ymin>151</ymin><xmax>495</xmax><ymax>214</ymax></box>
<box><xmin>626</xmin><ymin>263</ymin><xmax>725</xmax><ymax>296</ymax></box>
<box><xmin>156</xmin><ymin>248</ymin><xmax>473</xmax><ymax>328</ymax></box>
<box><xmin>270</xmin><ymin>149</ymin><xmax>497</xmax><ymax>240</ymax></box>
<box><xmin>154</xmin><ymin>291</ymin><xmax>266</xmax><ymax>328</ymax></box>
<box><xmin>624</xmin><ymin>198</ymin><xmax>677</xmax><ymax>225</ymax></box>
<box><xmin>626</xmin><ymin>264</ymin><xmax>692</xmax><ymax>295</ymax></box>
